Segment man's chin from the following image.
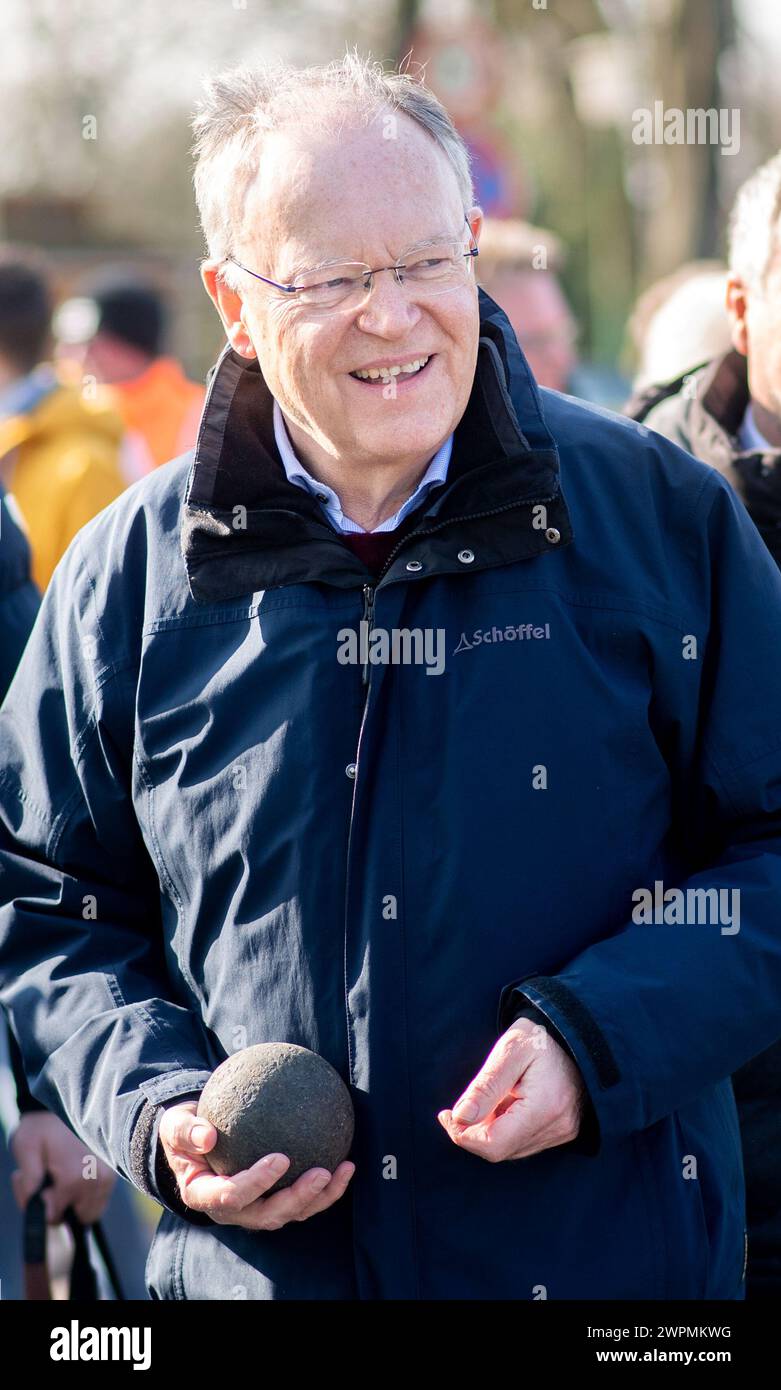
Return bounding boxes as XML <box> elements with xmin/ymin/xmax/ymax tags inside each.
<box><xmin>340</xmin><ymin>399</ymin><xmax>452</xmax><ymax>458</ymax></box>
<box><xmin>344</xmin><ymin>424</ymin><xmax>448</xmax><ymax>465</ymax></box>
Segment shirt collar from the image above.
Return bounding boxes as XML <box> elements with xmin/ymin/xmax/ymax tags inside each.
<box><xmin>739</xmin><ymin>402</ymin><xmax>773</xmax><ymax>454</ymax></box>
<box><xmin>272</xmin><ymin>398</ymin><xmax>452</xmax><ymax>534</ymax></box>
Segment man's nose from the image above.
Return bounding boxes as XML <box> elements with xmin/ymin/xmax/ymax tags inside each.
<box><xmin>356</xmin><ymin>268</ymin><xmax>422</xmax><ymax>336</ymax></box>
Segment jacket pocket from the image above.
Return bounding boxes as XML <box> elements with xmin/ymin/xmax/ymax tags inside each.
<box><xmin>632</xmin><ymin>1127</ymin><xmax>674</xmax><ymax>1299</ymax></box>
<box><xmin>636</xmin><ymin>1115</ymin><xmax>711</xmax><ymax>1299</ymax></box>
<box><xmin>673</xmin><ymin>1086</ymin><xmax>746</xmax><ymax>1298</ymax></box>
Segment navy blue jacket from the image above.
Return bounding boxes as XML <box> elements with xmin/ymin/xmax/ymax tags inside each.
<box><xmin>2</xmin><ymin>295</ymin><xmax>781</xmax><ymax>1300</ymax></box>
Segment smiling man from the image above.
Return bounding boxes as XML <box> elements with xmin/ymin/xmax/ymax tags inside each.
<box><xmin>2</xmin><ymin>56</ymin><xmax>781</xmax><ymax>1302</ymax></box>
<box><xmin>206</xmin><ymin>121</ymin><xmax>477</xmax><ymax>530</ymax></box>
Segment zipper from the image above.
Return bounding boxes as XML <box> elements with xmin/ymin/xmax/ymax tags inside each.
<box><xmin>343</xmin><ymin>492</ymin><xmax>557</xmax><ymax>1077</ymax></box>
<box><xmin>361</xmin><ymin>582</ymin><xmax>376</xmax><ymax>687</ymax></box>
<box><xmin>343</xmin><ymin>585</ymin><xmax>376</xmax><ymax>1078</ymax></box>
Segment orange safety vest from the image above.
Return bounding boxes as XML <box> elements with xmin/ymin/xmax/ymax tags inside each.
<box><xmin>107</xmin><ymin>357</ymin><xmax>205</xmax><ymax>474</ymax></box>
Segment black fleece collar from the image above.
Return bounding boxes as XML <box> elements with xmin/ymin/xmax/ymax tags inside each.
<box><xmin>182</xmin><ymin>289</ymin><xmax>572</xmax><ymax>603</ymax></box>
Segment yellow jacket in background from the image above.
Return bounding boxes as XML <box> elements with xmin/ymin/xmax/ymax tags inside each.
<box><xmin>0</xmin><ymin>377</ymin><xmax>126</xmax><ymax>590</ymax></box>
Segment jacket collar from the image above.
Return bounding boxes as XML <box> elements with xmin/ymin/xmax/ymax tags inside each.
<box><xmin>680</xmin><ymin>352</ymin><xmax>781</xmax><ymax>537</ymax></box>
<box><xmin>697</xmin><ymin>350</ymin><xmax>755</xmax><ymax>455</ymax></box>
<box><xmin>182</xmin><ymin>289</ymin><xmax>573</xmax><ymax>603</ymax></box>
<box><xmin>673</xmin><ymin>350</ymin><xmax>781</xmax><ymax>471</ymax></box>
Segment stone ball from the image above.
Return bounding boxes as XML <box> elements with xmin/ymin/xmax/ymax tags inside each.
<box><xmin>197</xmin><ymin>1043</ymin><xmax>354</xmax><ymax>1192</ymax></box>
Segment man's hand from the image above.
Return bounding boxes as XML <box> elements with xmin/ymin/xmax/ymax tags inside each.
<box><xmin>159</xmin><ymin>1102</ymin><xmax>355</xmax><ymax>1230</ymax></box>
<box><xmin>437</xmin><ymin>1018</ymin><xmax>585</xmax><ymax>1162</ymax></box>
<box><xmin>10</xmin><ymin>1112</ymin><xmax>117</xmax><ymax>1224</ymax></box>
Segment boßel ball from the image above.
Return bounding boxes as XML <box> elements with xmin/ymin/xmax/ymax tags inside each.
<box><xmin>197</xmin><ymin>1043</ymin><xmax>355</xmax><ymax>1192</ymax></box>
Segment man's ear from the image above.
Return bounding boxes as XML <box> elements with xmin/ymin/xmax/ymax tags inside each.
<box><xmin>200</xmin><ymin>261</ymin><xmax>257</xmax><ymax>359</ymax></box>
<box><xmin>468</xmin><ymin>205</ymin><xmax>484</xmax><ymax>249</ymax></box>
<box><xmin>726</xmin><ymin>274</ymin><xmax>749</xmax><ymax>357</ymax></box>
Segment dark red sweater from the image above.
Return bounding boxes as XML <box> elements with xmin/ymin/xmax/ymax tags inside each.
<box><xmin>341</xmin><ymin>529</ymin><xmax>404</xmax><ymax>576</ymax></box>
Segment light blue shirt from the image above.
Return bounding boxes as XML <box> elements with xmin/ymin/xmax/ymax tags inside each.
<box><xmin>272</xmin><ymin>399</ymin><xmax>453</xmax><ymax>534</ymax></box>
<box><xmin>738</xmin><ymin>403</ymin><xmax>772</xmax><ymax>453</ymax></box>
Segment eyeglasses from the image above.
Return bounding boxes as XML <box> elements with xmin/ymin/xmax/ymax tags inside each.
<box><xmin>224</xmin><ymin>215</ymin><xmax>479</xmax><ymax>311</ymax></box>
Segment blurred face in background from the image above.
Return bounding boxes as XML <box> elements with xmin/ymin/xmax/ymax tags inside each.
<box><xmin>482</xmin><ymin>268</ymin><xmax>577</xmax><ymax>393</ymax></box>
<box><xmin>728</xmin><ymin>239</ymin><xmax>781</xmax><ymax>445</ymax></box>
<box><xmin>59</xmin><ymin>331</ymin><xmax>152</xmax><ymax>385</ymax></box>
<box><xmin>202</xmin><ymin>111</ymin><xmax>482</xmax><ymax>480</ymax></box>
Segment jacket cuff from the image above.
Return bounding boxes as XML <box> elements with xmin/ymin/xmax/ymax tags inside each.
<box><xmin>502</xmin><ymin>992</ymin><xmax>602</xmax><ymax>1156</ymax></box>
<box><xmin>128</xmin><ymin>1092</ymin><xmax>213</xmax><ymax>1226</ymax></box>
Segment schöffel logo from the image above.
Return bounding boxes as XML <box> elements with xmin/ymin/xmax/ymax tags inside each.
<box><xmin>453</xmin><ymin>623</ymin><xmax>551</xmax><ymax>654</ymax></box>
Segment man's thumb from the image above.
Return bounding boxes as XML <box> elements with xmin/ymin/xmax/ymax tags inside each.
<box><xmin>162</xmin><ymin>1104</ymin><xmax>216</xmax><ymax>1156</ymax></box>
<box><xmin>453</xmin><ymin>1088</ymin><xmax>490</xmax><ymax>1125</ymax></box>
<box><xmin>189</xmin><ymin>1119</ymin><xmax>216</xmax><ymax>1152</ymax></box>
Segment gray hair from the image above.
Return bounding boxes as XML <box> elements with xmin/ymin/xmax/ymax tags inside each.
<box><xmin>728</xmin><ymin>150</ymin><xmax>781</xmax><ymax>290</ymax></box>
<box><xmin>192</xmin><ymin>53</ymin><xmax>474</xmax><ymax>286</ymax></box>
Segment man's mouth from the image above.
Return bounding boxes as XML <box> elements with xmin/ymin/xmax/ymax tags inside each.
<box><xmin>349</xmin><ymin>354</ymin><xmax>433</xmax><ymax>384</ymax></box>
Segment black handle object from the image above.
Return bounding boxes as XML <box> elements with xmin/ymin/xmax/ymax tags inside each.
<box><xmin>63</xmin><ymin>1205</ymin><xmax>125</xmax><ymax>1301</ymax></box>
<box><xmin>23</xmin><ymin>1177</ymin><xmax>126</xmax><ymax>1301</ymax></box>
<box><xmin>22</xmin><ymin>1188</ymin><xmax>51</xmax><ymax>1300</ymax></box>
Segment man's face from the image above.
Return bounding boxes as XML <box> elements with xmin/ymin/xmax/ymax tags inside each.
<box><xmin>205</xmin><ymin>113</ymin><xmax>482</xmax><ymax>474</ymax></box>
<box><xmin>63</xmin><ymin>332</ymin><xmax>150</xmax><ymax>386</ymax></box>
<box><xmin>728</xmin><ymin>244</ymin><xmax>781</xmax><ymax>424</ymax></box>
<box><xmin>484</xmin><ymin>270</ymin><xmax>577</xmax><ymax>392</ymax></box>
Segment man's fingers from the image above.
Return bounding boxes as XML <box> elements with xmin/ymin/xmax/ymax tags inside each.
<box><xmin>451</xmin><ymin>1027</ymin><xmax>533</xmax><ymax>1125</ymax></box>
<box><xmin>181</xmin><ymin>1152</ymin><xmax>292</xmax><ymax>1214</ymax></box>
<box><xmin>183</xmin><ymin>1157</ymin><xmax>355</xmax><ymax>1229</ymax></box>
<box><xmin>160</xmin><ymin>1104</ymin><xmax>217</xmax><ymax>1160</ymax></box>
<box><xmin>72</xmin><ymin>1171</ymin><xmax>117</xmax><ymax>1225</ymax></box>
<box><xmin>439</xmin><ymin>1045</ymin><xmax>584</xmax><ymax>1162</ymax></box>
<box><xmin>439</xmin><ymin>1098</ymin><xmax>535</xmax><ymax>1161</ymax></box>
<box><xmin>42</xmin><ymin>1182</ymin><xmax>73</xmax><ymax>1226</ymax></box>
<box><xmin>282</xmin><ymin>1162</ymin><xmax>355</xmax><ymax>1223</ymax></box>
<box><xmin>223</xmin><ymin>1162</ymin><xmax>356</xmax><ymax>1230</ymax></box>
<box><xmin>211</xmin><ymin>1160</ymin><xmax>331</xmax><ymax>1224</ymax></box>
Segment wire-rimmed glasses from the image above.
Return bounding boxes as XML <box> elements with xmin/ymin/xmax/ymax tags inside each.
<box><xmin>223</xmin><ymin>215</ymin><xmax>479</xmax><ymax>311</ymax></box>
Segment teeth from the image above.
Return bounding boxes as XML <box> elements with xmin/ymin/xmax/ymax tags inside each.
<box><xmin>352</xmin><ymin>355</ymin><xmax>430</xmax><ymax>381</ymax></box>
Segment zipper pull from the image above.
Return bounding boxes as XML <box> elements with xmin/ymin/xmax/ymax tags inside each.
<box><xmin>361</xmin><ymin>583</ymin><xmax>375</xmax><ymax>687</ymax></box>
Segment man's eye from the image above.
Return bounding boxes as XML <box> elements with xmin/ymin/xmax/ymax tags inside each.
<box><xmin>404</xmin><ymin>256</ymin><xmax>454</xmax><ymax>277</ymax></box>
<box><xmin>303</xmin><ymin>274</ymin><xmax>358</xmax><ymax>294</ymax></box>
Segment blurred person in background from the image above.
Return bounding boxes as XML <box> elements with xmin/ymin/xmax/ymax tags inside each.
<box><xmin>627</xmin><ymin>260</ymin><xmax>732</xmax><ymax>392</ymax></box>
<box><xmin>56</xmin><ymin>274</ymin><xmax>205</xmax><ymax>480</ymax></box>
<box><xmin>0</xmin><ymin>247</ymin><xmax>126</xmax><ymax>591</ymax></box>
<box><xmin>626</xmin><ymin>153</ymin><xmax>781</xmax><ymax>1299</ymax></box>
<box><xmin>476</xmin><ymin>218</ymin><xmax>576</xmax><ymax>392</ymax></box>
<box><xmin>477</xmin><ymin>217</ymin><xmax>627</xmax><ymax>406</ymax></box>
<box><xmin>626</xmin><ymin>151</ymin><xmax>781</xmax><ymax>570</ymax></box>
<box><xmin>0</xmin><ymin>486</ymin><xmax>153</xmax><ymax>1300</ymax></box>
